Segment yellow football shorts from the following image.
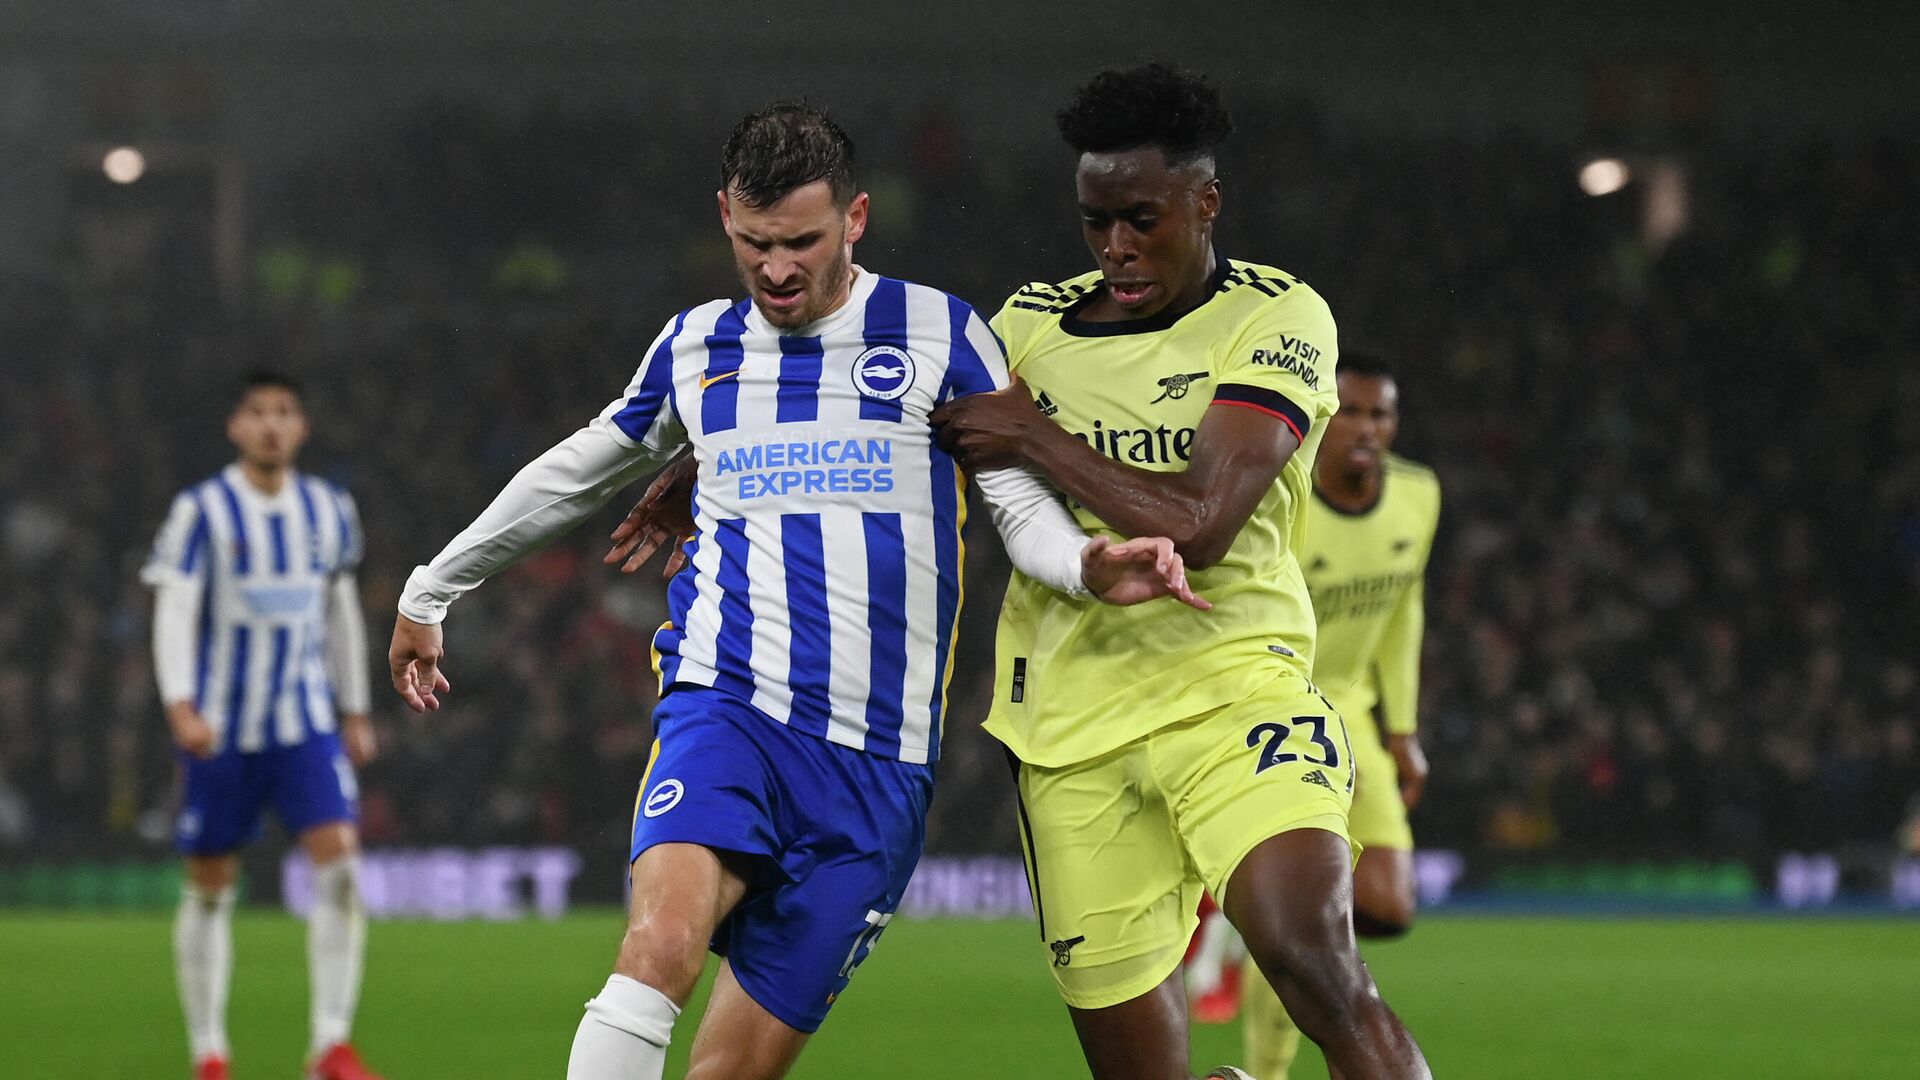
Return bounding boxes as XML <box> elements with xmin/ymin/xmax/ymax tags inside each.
<box><xmin>1339</xmin><ymin>696</ymin><xmax>1415</xmax><ymax>852</ymax></box>
<box><xmin>1007</xmin><ymin>673</ymin><xmax>1356</xmax><ymax>1009</ymax></box>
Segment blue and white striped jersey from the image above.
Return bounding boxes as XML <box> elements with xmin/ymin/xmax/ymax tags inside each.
<box><xmin>598</xmin><ymin>270</ymin><xmax>1007</xmax><ymax>765</ymax></box>
<box><xmin>144</xmin><ymin>465</ymin><xmax>364</xmax><ymax>755</ymax></box>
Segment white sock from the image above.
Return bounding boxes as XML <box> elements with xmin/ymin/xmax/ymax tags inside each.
<box><xmin>307</xmin><ymin>855</ymin><xmax>366</xmax><ymax>1057</ymax></box>
<box><xmin>175</xmin><ymin>882</ymin><xmax>235</xmax><ymax>1062</ymax></box>
<box><xmin>567</xmin><ymin>974</ymin><xmax>679</xmax><ymax>1080</ymax></box>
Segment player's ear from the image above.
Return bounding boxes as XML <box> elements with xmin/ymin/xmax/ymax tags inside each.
<box><xmin>716</xmin><ymin>189</ymin><xmax>732</xmax><ymax>231</ymax></box>
<box><xmin>843</xmin><ymin>191</ymin><xmax>870</xmax><ymax>245</ymax></box>
<box><xmin>1199</xmin><ymin>177</ymin><xmax>1221</xmax><ymax>224</ymax></box>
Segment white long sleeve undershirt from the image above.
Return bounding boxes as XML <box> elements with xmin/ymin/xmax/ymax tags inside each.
<box><xmin>325</xmin><ymin>573</ymin><xmax>371</xmax><ymax>714</ymax></box>
<box><xmin>151</xmin><ymin>575</ymin><xmax>204</xmax><ymax>706</ymax></box>
<box><xmin>400</xmin><ymin>422</ymin><xmax>1091</xmax><ymax>623</ymax></box>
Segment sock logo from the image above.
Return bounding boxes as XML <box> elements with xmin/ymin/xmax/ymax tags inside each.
<box><xmin>642</xmin><ymin>778</ymin><xmax>685</xmax><ymax>818</ymax></box>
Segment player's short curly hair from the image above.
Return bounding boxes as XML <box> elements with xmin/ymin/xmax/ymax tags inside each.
<box><xmin>1056</xmin><ymin>63</ymin><xmax>1233</xmax><ymax>169</ymax></box>
<box><xmin>721</xmin><ymin>103</ymin><xmax>858</xmax><ymax>208</ymax></box>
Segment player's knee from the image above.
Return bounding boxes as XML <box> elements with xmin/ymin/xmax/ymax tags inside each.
<box><xmin>1353</xmin><ymin>908</ymin><xmax>1413</xmax><ymax>939</ymax></box>
<box><xmin>614</xmin><ymin>919</ymin><xmax>709</xmax><ymax>999</ymax></box>
<box><xmin>1352</xmin><ymin>854</ymin><xmax>1417</xmax><ymax>938</ymax></box>
<box><xmin>300</xmin><ymin>821</ymin><xmax>358</xmax><ymax>864</ymax></box>
<box><xmin>1352</xmin><ymin>886</ymin><xmax>1416</xmax><ymax>939</ymax></box>
<box><xmin>185</xmin><ymin>855</ymin><xmax>239</xmax><ymax>892</ymax></box>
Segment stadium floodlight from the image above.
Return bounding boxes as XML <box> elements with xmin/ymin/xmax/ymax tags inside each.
<box><xmin>1579</xmin><ymin>157</ymin><xmax>1630</xmax><ymax>197</ymax></box>
<box><xmin>102</xmin><ymin>146</ymin><xmax>146</xmax><ymax>184</ymax></box>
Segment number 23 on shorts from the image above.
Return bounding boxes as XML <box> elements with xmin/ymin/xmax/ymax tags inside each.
<box><xmin>1246</xmin><ymin>715</ymin><xmax>1354</xmax><ymax>792</ymax></box>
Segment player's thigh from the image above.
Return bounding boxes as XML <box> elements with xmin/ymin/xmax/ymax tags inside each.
<box><xmin>622</xmin><ymin>691</ymin><xmax>786</xmax><ymax>993</ymax></box>
<box><xmin>1162</xmin><ymin>674</ymin><xmax>1357</xmax><ymax>908</ymax></box>
<box><xmin>1344</xmin><ymin>705</ymin><xmax>1414</xmax><ymax>853</ymax></box>
<box><xmin>176</xmin><ymin>750</ymin><xmax>268</xmax><ymax>857</ymax></box>
<box><xmin>270</xmin><ymin>733</ymin><xmax>358</xmax><ymax>842</ymax></box>
<box><xmin>684</xmin><ymin>960</ymin><xmax>809</xmax><ymax>1080</ymax></box>
<box><xmin>1012</xmin><ymin>742</ymin><xmax>1197</xmax><ymax>1011</ymax></box>
<box><xmin>621</xmin><ymin>842</ymin><xmax>753</xmax><ymax>999</ymax></box>
<box><xmin>1066</xmin><ymin>971</ymin><xmax>1193</xmax><ymax>1080</ymax></box>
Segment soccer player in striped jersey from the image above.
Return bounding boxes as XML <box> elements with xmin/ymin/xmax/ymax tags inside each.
<box><xmin>143</xmin><ymin>372</ymin><xmax>383</xmax><ymax>1080</ymax></box>
<box><xmin>386</xmin><ymin>104</ymin><xmax>1201</xmax><ymax>1080</ymax></box>
<box><xmin>930</xmin><ymin>65</ymin><xmax>1430</xmax><ymax>1079</ymax></box>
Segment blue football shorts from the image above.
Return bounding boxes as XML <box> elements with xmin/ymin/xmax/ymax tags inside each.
<box><xmin>176</xmin><ymin>731</ymin><xmax>358</xmax><ymax>855</ymax></box>
<box><xmin>629</xmin><ymin>686</ymin><xmax>933</xmax><ymax>1033</ymax></box>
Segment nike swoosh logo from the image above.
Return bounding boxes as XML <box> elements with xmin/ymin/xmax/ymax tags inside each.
<box><xmin>699</xmin><ymin>370</ymin><xmax>741</xmax><ymax>390</ymax></box>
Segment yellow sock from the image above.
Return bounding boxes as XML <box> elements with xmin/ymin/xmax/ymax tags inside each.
<box><xmin>1240</xmin><ymin>961</ymin><xmax>1302</xmax><ymax>1080</ymax></box>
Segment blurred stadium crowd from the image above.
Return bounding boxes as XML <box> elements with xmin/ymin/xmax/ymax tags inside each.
<box><xmin>1</xmin><ymin>104</ymin><xmax>1915</xmax><ymax>881</ymax></box>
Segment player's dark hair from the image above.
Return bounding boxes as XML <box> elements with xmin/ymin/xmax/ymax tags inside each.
<box><xmin>1339</xmin><ymin>351</ymin><xmax>1395</xmax><ymax>381</ymax></box>
<box><xmin>1056</xmin><ymin>63</ymin><xmax>1233</xmax><ymax>169</ymax></box>
<box><xmin>721</xmin><ymin>103</ymin><xmax>858</xmax><ymax>208</ymax></box>
<box><xmin>235</xmin><ymin>370</ymin><xmax>303</xmax><ymax>406</ymax></box>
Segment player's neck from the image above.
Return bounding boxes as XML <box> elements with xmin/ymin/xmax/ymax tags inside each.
<box><xmin>1316</xmin><ymin>464</ymin><xmax>1382</xmax><ymax>513</ymax></box>
<box><xmin>236</xmin><ymin>460</ymin><xmax>292</xmax><ymax>496</ymax></box>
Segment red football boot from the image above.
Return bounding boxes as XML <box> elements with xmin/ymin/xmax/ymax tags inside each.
<box><xmin>308</xmin><ymin>1043</ymin><xmax>386</xmax><ymax>1080</ymax></box>
<box><xmin>193</xmin><ymin>1056</ymin><xmax>229</xmax><ymax>1080</ymax></box>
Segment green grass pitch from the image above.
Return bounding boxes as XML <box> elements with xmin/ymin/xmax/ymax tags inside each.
<box><xmin>8</xmin><ymin>911</ymin><xmax>1918</xmax><ymax>1078</ymax></box>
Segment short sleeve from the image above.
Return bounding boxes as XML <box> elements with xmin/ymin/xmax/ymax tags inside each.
<box><xmin>596</xmin><ymin>310</ymin><xmax>691</xmax><ymax>453</ymax></box>
<box><xmin>1213</xmin><ymin>289</ymin><xmax>1339</xmax><ymax>442</ymax></box>
<box><xmin>939</xmin><ymin>297</ymin><xmax>1012</xmax><ymax>402</ymax></box>
<box><xmin>141</xmin><ymin>491</ymin><xmax>210</xmax><ymax>588</ymax></box>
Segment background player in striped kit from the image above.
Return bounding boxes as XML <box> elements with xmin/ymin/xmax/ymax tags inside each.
<box><xmin>386</xmin><ymin>104</ymin><xmax>1203</xmax><ymax>1080</ymax></box>
<box><xmin>142</xmin><ymin>372</ymin><xmax>383</xmax><ymax>1080</ymax></box>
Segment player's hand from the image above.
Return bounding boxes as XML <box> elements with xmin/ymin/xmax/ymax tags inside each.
<box><xmin>1388</xmin><ymin>733</ymin><xmax>1429</xmax><ymax>809</ymax></box>
<box><xmin>1080</xmin><ymin>535</ymin><xmax>1211</xmax><ymax>610</ymax></box>
<box><xmin>606</xmin><ymin>453</ymin><xmax>698</xmax><ymax>578</ymax></box>
<box><xmin>930</xmin><ymin>377</ymin><xmax>1057</xmax><ymax>472</ymax></box>
<box><xmin>166</xmin><ymin>701</ymin><xmax>216</xmax><ymax>759</ymax></box>
<box><xmin>340</xmin><ymin>712</ymin><xmax>377</xmax><ymax>767</ymax></box>
<box><xmin>388</xmin><ymin>614</ymin><xmax>450</xmax><ymax>713</ymax></box>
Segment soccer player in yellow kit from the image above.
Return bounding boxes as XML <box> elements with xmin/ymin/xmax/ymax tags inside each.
<box><xmin>932</xmin><ymin>64</ymin><xmax>1429</xmax><ymax>1080</ymax></box>
<box><xmin>1239</xmin><ymin>352</ymin><xmax>1442</xmax><ymax>1078</ymax></box>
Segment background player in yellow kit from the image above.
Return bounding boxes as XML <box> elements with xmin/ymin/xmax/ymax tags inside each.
<box><xmin>1239</xmin><ymin>351</ymin><xmax>1442</xmax><ymax>1078</ymax></box>
<box><xmin>931</xmin><ymin>64</ymin><xmax>1428</xmax><ymax>1080</ymax></box>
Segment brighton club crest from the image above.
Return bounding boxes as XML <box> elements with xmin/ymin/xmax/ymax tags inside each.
<box><xmin>852</xmin><ymin>346</ymin><xmax>916</xmax><ymax>401</ymax></box>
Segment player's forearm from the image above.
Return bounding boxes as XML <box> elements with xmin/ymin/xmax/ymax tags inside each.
<box><xmin>400</xmin><ymin>425</ymin><xmax>663</xmax><ymax>624</ymax></box>
<box><xmin>1377</xmin><ymin>589</ymin><xmax>1426</xmax><ymax>735</ymax></box>
<box><xmin>1016</xmin><ymin>425</ymin><xmax>1236</xmax><ymax>568</ymax></box>
<box><xmin>974</xmin><ymin>467</ymin><xmax>1092</xmax><ymax>597</ymax></box>
<box><xmin>326</xmin><ymin>573</ymin><xmax>373</xmax><ymax>714</ymax></box>
<box><xmin>151</xmin><ymin>578</ymin><xmax>204</xmax><ymax>705</ymax></box>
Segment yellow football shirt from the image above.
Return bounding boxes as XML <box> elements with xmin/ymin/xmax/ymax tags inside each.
<box><xmin>984</xmin><ymin>258</ymin><xmax>1339</xmax><ymax>768</ymax></box>
<box><xmin>1300</xmin><ymin>455</ymin><xmax>1441</xmax><ymax>736</ymax></box>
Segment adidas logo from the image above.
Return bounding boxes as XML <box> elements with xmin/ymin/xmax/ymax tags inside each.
<box><xmin>1034</xmin><ymin>391</ymin><xmax>1059</xmax><ymax>417</ymax></box>
<box><xmin>1302</xmin><ymin>769</ymin><xmax>1334</xmax><ymax>790</ymax></box>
